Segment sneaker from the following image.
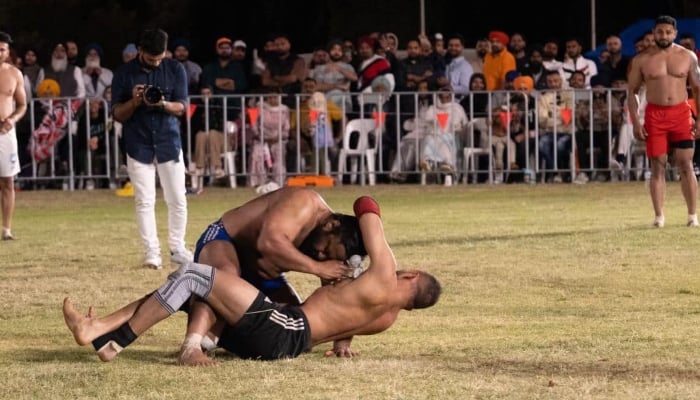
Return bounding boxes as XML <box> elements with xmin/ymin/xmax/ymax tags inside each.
<box><xmin>688</xmin><ymin>216</ymin><xmax>699</xmax><ymax>227</ymax></box>
<box><xmin>171</xmin><ymin>249</ymin><xmax>194</xmax><ymax>267</ymax></box>
<box><xmin>552</xmin><ymin>174</ymin><xmax>563</xmax><ymax>184</ymax></box>
<box><xmin>85</xmin><ymin>179</ymin><xmax>95</xmax><ymax>191</ymax></box>
<box><xmin>143</xmin><ymin>254</ymin><xmax>163</xmax><ymax>270</ymax></box>
<box><xmin>116</xmin><ymin>182</ymin><xmax>134</xmax><ymax>197</ymax></box>
<box><xmin>573</xmin><ymin>172</ymin><xmax>589</xmax><ymax>185</ymax></box>
<box><xmin>2</xmin><ymin>231</ymin><xmax>14</xmax><ymax>241</ymax></box>
<box><xmin>653</xmin><ymin>216</ymin><xmax>665</xmax><ymax>228</ymax></box>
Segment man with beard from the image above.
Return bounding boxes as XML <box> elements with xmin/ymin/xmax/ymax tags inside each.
<box><xmin>37</xmin><ymin>43</ymin><xmax>86</xmax><ymax>98</ymax></box>
<box><xmin>541</xmin><ymin>38</ymin><xmax>567</xmax><ymax>87</ymax></box>
<box><xmin>111</xmin><ymin>28</ymin><xmax>192</xmax><ymax>269</ymax></box>
<box><xmin>396</xmin><ymin>38</ymin><xmax>434</xmax><ymax>91</ymax></box>
<box><xmin>66</xmin><ymin>40</ymin><xmax>80</xmax><ymax>67</ymax></box>
<box><xmin>469</xmin><ymin>38</ymin><xmax>490</xmax><ymax>74</ymax></box>
<box><xmin>199</xmin><ymin>37</ymin><xmax>248</xmax><ymax>123</ymax></box>
<box><xmin>200</xmin><ymin>37</ymin><xmax>248</xmax><ymax>97</ymax></box>
<box><xmin>171</xmin><ymin>38</ymin><xmax>202</xmax><ymax>96</ymax></box>
<box><xmin>260</xmin><ymin>34</ymin><xmax>308</xmax><ymax>108</ymax></box>
<box><xmin>561</xmin><ymin>37</ymin><xmax>597</xmax><ymax>88</ymax></box>
<box><xmin>596</xmin><ymin>35</ymin><xmax>631</xmax><ymax>87</ymax></box>
<box><xmin>261</xmin><ymin>34</ymin><xmax>307</xmax><ymax>108</ymax></box>
<box><xmin>82</xmin><ymin>43</ymin><xmax>113</xmax><ymax>99</ymax></box>
<box><xmin>628</xmin><ymin>15</ymin><xmax>700</xmax><ymax>228</ymax></box>
<box><xmin>309</xmin><ymin>39</ymin><xmax>357</xmax><ymax>112</ymax></box>
<box><xmin>483</xmin><ymin>30</ymin><xmax>516</xmax><ymax>91</ymax></box>
<box><xmin>443</xmin><ymin>33</ymin><xmax>473</xmax><ymax>99</ymax></box>
<box><xmin>0</xmin><ymin>31</ymin><xmax>28</xmax><ymax>240</ymax></box>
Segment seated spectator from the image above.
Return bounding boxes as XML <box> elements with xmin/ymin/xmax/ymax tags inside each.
<box><xmin>537</xmin><ymin>70</ymin><xmax>574</xmax><ymax>182</ymax></box>
<box><xmin>190</xmin><ymin>85</ymin><xmax>230</xmax><ymax>180</ymax></box>
<box><xmin>390</xmin><ymin>80</ymin><xmax>433</xmax><ymax>182</ymax></box>
<box><xmin>488</xmin><ymin>105</ymin><xmax>516</xmax><ymax>183</ymax></box>
<box><xmin>247</xmin><ymin>88</ymin><xmax>290</xmax><ymax>187</ymax></box>
<box><xmin>261</xmin><ymin>33</ymin><xmax>307</xmax><ymax>109</ymax></box>
<box><xmin>82</xmin><ymin>43</ymin><xmax>113</xmax><ymax>99</ymax></box>
<box><xmin>309</xmin><ymin>39</ymin><xmax>357</xmax><ymax>112</ymax></box>
<box><xmin>75</xmin><ymin>99</ymin><xmax>108</xmax><ymax>189</ymax></box>
<box><xmin>289</xmin><ymin>78</ymin><xmax>344</xmax><ymax>175</ymax></box>
<box><xmin>419</xmin><ymin>88</ymin><xmax>468</xmax><ymax>180</ymax></box>
<box><xmin>355</xmin><ymin>35</ymin><xmax>394</xmax><ymax>94</ymax></box>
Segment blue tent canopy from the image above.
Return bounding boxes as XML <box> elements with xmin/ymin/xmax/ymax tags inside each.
<box><xmin>585</xmin><ymin>18</ymin><xmax>700</xmax><ymax>59</ymax></box>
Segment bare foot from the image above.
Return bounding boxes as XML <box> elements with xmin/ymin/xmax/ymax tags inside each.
<box><xmin>177</xmin><ymin>345</ymin><xmax>219</xmax><ymax>367</ymax></box>
<box><xmin>63</xmin><ymin>297</ymin><xmax>96</xmax><ymax>346</ymax></box>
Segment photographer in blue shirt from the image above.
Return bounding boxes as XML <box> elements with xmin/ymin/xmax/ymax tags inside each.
<box><xmin>112</xmin><ymin>28</ymin><xmax>192</xmax><ymax>270</ymax></box>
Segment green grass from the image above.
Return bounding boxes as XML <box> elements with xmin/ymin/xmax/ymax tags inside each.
<box><xmin>2</xmin><ymin>182</ymin><xmax>700</xmax><ymax>399</ymax></box>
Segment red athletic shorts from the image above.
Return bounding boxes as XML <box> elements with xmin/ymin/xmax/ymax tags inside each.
<box><xmin>644</xmin><ymin>102</ymin><xmax>694</xmax><ymax>158</ymax></box>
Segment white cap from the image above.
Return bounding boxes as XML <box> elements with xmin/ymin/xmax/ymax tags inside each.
<box><xmin>233</xmin><ymin>40</ymin><xmax>247</xmax><ymax>48</ymax></box>
<box><xmin>434</xmin><ymin>33</ymin><xmax>443</xmax><ymax>41</ymax></box>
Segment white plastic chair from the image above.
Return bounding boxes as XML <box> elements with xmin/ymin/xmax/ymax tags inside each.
<box><xmin>462</xmin><ymin>118</ymin><xmax>491</xmax><ymax>184</ymax></box>
<box><xmin>336</xmin><ymin>118</ymin><xmax>378</xmax><ymax>186</ymax></box>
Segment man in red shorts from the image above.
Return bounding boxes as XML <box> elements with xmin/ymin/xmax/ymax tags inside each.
<box><xmin>628</xmin><ymin>15</ymin><xmax>700</xmax><ymax>228</ymax></box>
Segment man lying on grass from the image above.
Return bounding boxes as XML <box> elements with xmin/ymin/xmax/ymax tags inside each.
<box><xmin>63</xmin><ymin>196</ymin><xmax>442</xmax><ymax>362</ymax></box>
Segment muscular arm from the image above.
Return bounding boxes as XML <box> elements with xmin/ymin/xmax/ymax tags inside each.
<box><xmin>355</xmin><ymin>199</ymin><xmax>396</xmax><ymax>282</ymax></box>
<box><xmin>7</xmin><ymin>68</ymin><xmax>27</xmax><ymax>125</ymax></box>
<box><xmin>256</xmin><ymin>191</ymin><xmax>339</xmax><ymax>279</ymax></box>
<box><xmin>626</xmin><ymin>56</ymin><xmax>644</xmax><ymax>131</ymax></box>
<box><xmin>689</xmin><ymin>52</ymin><xmax>700</xmax><ymax>125</ymax></box>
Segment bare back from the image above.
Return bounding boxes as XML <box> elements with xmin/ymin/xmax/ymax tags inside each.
<box><xmin>631</xmin><ymin>44</ymin><xmax>692</xmax><ymax>105</ymax></box>
<box><xmin>301</xmin><ymin>273</ymin><xmax>402</xmax><ymax>345</ymax></box>
<box><xmin>300</xmin><ymin>213</ymin><xmax>407</xmax><ymax>346</ymax></box>
<box><xmin>220</xmin><ymin>187</ymin><xmax>333</xmax><ymax>277</ymax></box>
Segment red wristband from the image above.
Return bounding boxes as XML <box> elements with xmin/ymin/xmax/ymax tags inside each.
<box><xmin>353</xmin><ymin>196</ymin><xmax>380</xmax><ymax>218</ymax></box>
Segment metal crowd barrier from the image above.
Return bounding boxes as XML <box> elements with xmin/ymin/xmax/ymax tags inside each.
<box><xmin>14</xmin><ymin>88</ymin><xmax>646</xmax><ymax>190</ymax></box>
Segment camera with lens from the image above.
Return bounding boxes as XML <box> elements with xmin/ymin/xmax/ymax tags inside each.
<box><xmin>143</xmin><ymin>86</ymin><xmax>163</xmax><ymax>104</ymax></box>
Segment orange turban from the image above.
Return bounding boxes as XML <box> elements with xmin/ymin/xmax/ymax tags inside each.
<box><xmin>37</xmin><ymin>79</ymin><xmax>60</xmax><ymax>97</ymax></box>
<box><xmin>488</xmin><ymin>31</ymin><xmax>509</xmax><ymax>45</ymax></box>
<box><xmin>513</xmin><ymin>76</ymin><xmax>534</xmax><ymax>93</ymax></box>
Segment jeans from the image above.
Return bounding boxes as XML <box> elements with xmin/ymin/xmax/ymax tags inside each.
<box><xmin>539</xmin><ymin>132</ymin><xmax>572</xmax><ymax>172</ymax></box>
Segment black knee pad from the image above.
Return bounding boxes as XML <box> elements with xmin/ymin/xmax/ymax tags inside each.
<box><xmin>672</xmin><ymin>140</ymin><xmax>694</xmax><ymax>149</ymax></box>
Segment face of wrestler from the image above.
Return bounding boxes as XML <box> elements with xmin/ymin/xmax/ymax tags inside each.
<box><xmin>299</xmin><ymin>225</ymin><xmax>347</xmax><ymax>262</ymax></box>
<box><xmin>0</xmin><ymin>43</ymin><xmax>8</xmax><ymax>64</ymax></box>
<box><xmin>653</xmin><ymin>24</ymin><xmax>676</xmax><ymax>49</ymax></box>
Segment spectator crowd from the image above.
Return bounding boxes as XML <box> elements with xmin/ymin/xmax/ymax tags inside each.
<box><xmin>7</xmin><ymin>28</ymin><xmax>700</xmax><ymax>189</ymax></box>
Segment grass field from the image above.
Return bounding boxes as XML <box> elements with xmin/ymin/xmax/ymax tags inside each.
<box><xmin>2</xmin><ymin>182</ymin><xmax>700</xmax><ymax>399</ymax></box>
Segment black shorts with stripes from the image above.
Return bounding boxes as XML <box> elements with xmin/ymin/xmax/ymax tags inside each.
<box><xmin>217</xmin><ymin>292</ymin><xmax>311</xmax><ymax>360</ymax></box>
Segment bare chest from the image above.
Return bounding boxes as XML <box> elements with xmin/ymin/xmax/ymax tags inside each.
<box><xmin>642</xmin><ymin>54</ymin><xmax>690</xmax><ymax>80</ymax></box>
<box><xmin>0</xmin><ymin>69</ymin><xmax>18</xmax><ymax>97</ymax></box>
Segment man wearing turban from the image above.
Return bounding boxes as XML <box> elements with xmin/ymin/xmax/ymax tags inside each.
<box><xmin>483</xmin><ymin>31</ymin><xmax>516</xmax><ymax>91</ymax></box>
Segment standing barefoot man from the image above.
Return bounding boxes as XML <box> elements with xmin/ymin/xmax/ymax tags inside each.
<box><xmin>0</xmin><ymin>31</ymin><xmax>28</xmax><ymax>240</ymax></box>
<box><xmin>628</xmin><ymin>15</ymin><xmax>700</xmax><ymax>228</ymax></box>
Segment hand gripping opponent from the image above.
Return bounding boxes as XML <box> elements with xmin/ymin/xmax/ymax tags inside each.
<box><xmin>353</xmin><ymin>196</ymin><xmax>381</xmax><ymax>218</ymax></box>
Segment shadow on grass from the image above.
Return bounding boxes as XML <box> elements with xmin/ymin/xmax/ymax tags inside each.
<box><xmin>394</xmin><ymin>225</ymin><xmax>650</xmax><ymax>248</ymax></box>
<box><xmin>446</xmin><ymin>357</ymin><xmax>700</xmax><ymax>381</ymax></box>
<box><xmin>9</xmin><ymin>348</ymin><xmax>178</xmax><ymax>364</ymax></box>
